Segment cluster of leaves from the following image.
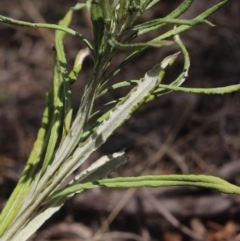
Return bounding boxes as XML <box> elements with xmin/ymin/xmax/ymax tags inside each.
<box><xmin>0</xmin><ymin>0</ymin><xmax>239</xmax><ymax>240</ymax></box>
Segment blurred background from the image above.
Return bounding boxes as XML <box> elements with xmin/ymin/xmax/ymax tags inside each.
<box><xmin>0</xmin><ymin>1</ymin><xmax>240</xmax><ymax>240</ymax></box>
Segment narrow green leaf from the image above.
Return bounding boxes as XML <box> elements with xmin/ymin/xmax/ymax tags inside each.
<box><xmin>71</xmin><ymin>152</ymin><xmax>127</xmax><ymax>184</ymax></box>
<box><xmin>99</xmin><ymin>49</ymin><xmax>146</xmax><ymax>89</ymax></box>
<box><xmin>158</xmin><ymin>83</ymin><xmax>240</xmax><ymax>94</ymax></box>
<box><xmin>79</xmin><ymin>110</ymin><xmax>111</xmax><ymax>143</ymax></box>
<box><xmin>117</xmin><ymin>0</ymin><xmax>128</xmax><ymax>22</ymax></box>
<box><xmin>148</xmin><ymin>33</ymin><xmax>190</xmax><ymax>101</ymax></box>
<box><xmin>146</xmin><ymin>0</ymin><xmax>162</xmax><ymax>10</ymax></box>
<box><xmin>0</xmin><ymin>14</ymin><xmax>93</xmax><ymax>54</ymax></box>
<box><xmin>99</xmin><ymin>0</ymin><xmax>111</xmax><ymax>30</ymax></box>
<box><xmin>69</xmin><ymin>48</ymin><xmax>90</xmax><ymax>83</ymax></box>
<box><xmin>91</xmin><ymin>98</ymin><xmax>121</xmax><ymax>118</ymax></box>
<box><xmin>91</xmin><ymin>1</ymin><xmax>105</xmax><ymax>58</ymax></box>
<box><xmin>51</xmin><ymin>175</ymin><xmax>240</xmax><ymax>199</ymax></box>
<box><xmin>133</xmin><ymin>18</ymin><xmax>214</xmax><ymax>32</ymax></box>
<box><xmin>152</xmin><ymin>0</ymin><xmax>229</xmax><ymax>41</ymax></box>
<box><xmin>133</xmin><ymin>0</ymin><xmax>194</xmax><ymax>34</ymax></box>
<box><xmin>0</xmin><ymin>102</ymin><xmax>50</xmax><ymax>235</ymax></box>
<box><xmin>42</xmin><ymin>10</ymin><xmax>73</xmax><ymax>171</ymax></box>
<box><xmin>72</xmin><ymin>3</ymin><xmax>86</xmax><ymax>11</ymax></box>
<box><xmin>108</xmin><ymin>36</ymin><xmax>173</xmax><ymax>51</ymax></box>
<box><xmin>57</xmin><ymin>10</ymin><xmax>73</xmax><ymax>142</ymax></box>
<box><xmin>97</xmin><ymin>80</ymin><xmax>138</xmax><ymax>98</ymax></box>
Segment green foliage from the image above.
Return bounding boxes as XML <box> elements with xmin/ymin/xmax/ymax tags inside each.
<box><xmin>0</xmin><ymin>1</ymin><xmax>238</xmax><ymax>240</ymax></box>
